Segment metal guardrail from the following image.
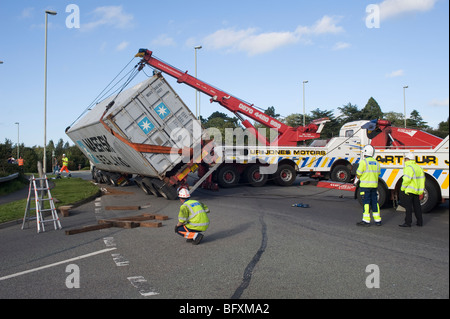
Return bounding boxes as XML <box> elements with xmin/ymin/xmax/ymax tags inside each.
<box><xmin>0</xmin><ymin>173</ymin><xmax>19</xmax><ymax>183</ymax></box>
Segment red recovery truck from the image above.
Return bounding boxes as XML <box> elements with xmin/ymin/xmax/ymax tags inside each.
<box><xmin>134</xmin><ymin>49</ymin><xmax>330</xmax><ymax>189</ymax></box>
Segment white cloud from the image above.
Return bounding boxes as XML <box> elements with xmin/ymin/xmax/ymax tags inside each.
<box><xmin>116</xmin><ymin>41</ymin><xmax>129</xmax><ymax>51</ymax></box>
<box><xmin>202</xmin><ymin>15</ymin><xmax>344</xmax><ymax>56</ymax></box>
<box><xmin>332</xmin><ymin>42</ymin><xmax>351</xmax><ymax>51</ymax></box>
<box><xmin>151</xmin><ymin>34</ymin><xmax>176</xmax><ymax>47</ymax></box>
<box><xmin>82</xmin><ymin>6</ymin><xmax>134</xmax><ymax>31</ymax></box>
<box><xmin>386</xmin><ymin>69</ymin><xmax>404</xmax><ymax>77</ymax></box>
<box><xmin>429</xmin><ymin>98</ymin><xmax>449</xmax><ymax>107</ymax></box>
<box><xmin>377</xmin><ymin>0</ymin><xmax>438</xmax><ymax>20</ymax></box>
<box><xmin>21</xmin><ymin>7</ymin><xmax>34</xmax><ymax>19</ymax></box>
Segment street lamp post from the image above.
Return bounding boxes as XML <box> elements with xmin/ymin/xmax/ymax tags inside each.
<box><xmin>44</xmin><ymin>10</ymin><xmax>57</xmax><ymax>174</ymax></box>
<box><xmin>302</xmin><ymin>80</ymin><xmax>308</xmax><ymax>127</ymax></box>
<box><xmin>194</xmin><ymin>45</ymin><xmax>202</xmax><ymax>120</ymax></box>
<box><xmin>403</xmin><ymin>85</ymin><xmax>408</xmax><ymax>128</ymax></box>
<box><xmin>15</xmin><ymin>122</ymin><xmax>19</xmax><ymax>159</ymax></box>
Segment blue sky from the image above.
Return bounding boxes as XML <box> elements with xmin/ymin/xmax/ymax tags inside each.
<box><xmin>1</xmin><ymin>0</ymin><xmax>448</xmax><ymax>147</ymax></box>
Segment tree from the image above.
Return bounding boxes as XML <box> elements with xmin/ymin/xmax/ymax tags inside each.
<box><xmin>383</xmin><ymin>111</ymin><xmax>405</xmax><ymax>127</ymax></box>
<box><xmin>310</xmin><ymin>108</ymin><xmax>340</xmax><ymax>138</ymax></box>
<box><xmin>337</xmin><ymin>102</ymin><xmax>361</xmax><ymax>124</ymax></box>
<box><xmin>407</xmin><ymin>109</ymin><xmax>428</xmax><ymax>129</ymax></box>
<box><xmin>203</xmin><ymin>111</ymin><xmax>240</xmax><ymax>144</ymax></box>
<box><xmin>361</xmin><ymin>97</ymin><xmax>383</xmax><ymax>120</ymax></box>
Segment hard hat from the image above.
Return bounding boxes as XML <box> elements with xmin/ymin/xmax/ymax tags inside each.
<box><xmin>63</xmin><ymin>154</ymin><xmax>66</xmax><ymax>156</ymax></box>
<box><xmin>362</xmin><ymin>145</ymin><xmax>375</xmax><ymax>157</ymax></box>
<box><xmin>405</xmin><ymin>152</ymin><xmax>415</xmax><ymax>160</ymax></box>
<box><xmin>178</xmin><ymin>187</ymin><xmax>190</xmax><ymax>199</ymax></box>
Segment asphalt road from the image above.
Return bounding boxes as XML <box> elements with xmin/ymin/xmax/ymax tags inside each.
<box><xmin>0</xmin><ymin>171</ymin><xmax>448</xmax><ymax>301</ymax></box>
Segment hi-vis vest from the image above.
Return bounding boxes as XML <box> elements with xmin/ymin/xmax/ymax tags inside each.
<box><xmin>401</xmin><ymin>160</ymin><xmax>425</xmax><ymax>195</ymax></box>
<box><xmin>357</xmin><ymin>156</ymin><xmax>380</xmax><ymax>188</ymax></box>
<box><xmin>62</xmin><ymin>157</ymin><xmax>69</xmax><ymax>166</ymax></box>
<box><xmin>178</xmin><ymin>200</ymin><xmax>210</xmax><ymax>231</ymax></box>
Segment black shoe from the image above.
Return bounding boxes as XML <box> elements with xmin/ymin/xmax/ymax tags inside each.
<box><xmin>193</xmin><ymin>233</ymin><xmax>204</xmax><ymax>245</ymax></box>
<box><xmin>416</xmin><ymin>223</ymin><xmax>423</xmax><ymax>227</ymax></box>
<box><xmin>375</xmin><ymin>221</ymin><xmax>382</xmax><ymax>226</ymax></box>
<box><xmin>399</xmin><ymin>223</ymin><xmax>411</xmax><ymax>227</ymax></box>
<box><xmin>356</xmin><ymin>221</ymin><xmax>370</xmax><ymax>227</ymax></box>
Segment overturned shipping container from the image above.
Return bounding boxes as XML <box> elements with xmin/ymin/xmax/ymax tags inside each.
<box><xmin>66</xmin><ymin>73</ymin><xmax>201</xmax><ymax>199</ymax></box>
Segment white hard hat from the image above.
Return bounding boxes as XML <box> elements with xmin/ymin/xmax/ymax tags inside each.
<box><xmin>405</xmin><ymin>152</ymin><xmax>415</xmax><ymax>160</ymax></box>
<box><xmin>178</xmin><ymin>187</ymin><xmax>190</xmax><ymax>199</ymax></box>
<box><xmin>63</xmin><ymin>154</ymin><xmax>66</xmax><ymax>156</ymax></box>
<box><xmin>362</xmin><ymin>145</ymin><xmax>375</xmax><ymax>157</ymax></box>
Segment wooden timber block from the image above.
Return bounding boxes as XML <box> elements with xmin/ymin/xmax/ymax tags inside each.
<box><xmin>153</xmin><ymin>214</ymin><xmax>169</xmax><ymax>221</ymax></box>
<box><xmin>109</xmin><ymin>214</ymin><xmax>155</xmax><ymax>222</ymax></box>
<box><xmin>139</xmin><ymin>221</ymin><xmax>162</xmax><ymax>228</ymax></box>
<box><xmin>58</xmin><ymin>205</ymin><xmax>73</xmax><ymax>217</ymax></box>
<box><xmin>98</xmin><ymin>219</ymin><xmax>140</xmax><ymax>229</ymax></box>
<box><xmin>65</xmin><ymin>222</ymin><xmax>113</xmax><ymax>235</ymax></box>
<box><xmin>104</xmin><ymin>206</ymin><xmax>141</xmax><ymax>211</ymax></box>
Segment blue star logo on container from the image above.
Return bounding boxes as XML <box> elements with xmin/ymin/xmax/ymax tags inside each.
<box><xmin>155</xmin><ymin>102</ymin><xmax>171</xmax><ymax>120</ymax></box>
<box><xmin>138</xmin><ymin>117</ymin><xmax>155</xmax><ymax>134</ymax></box>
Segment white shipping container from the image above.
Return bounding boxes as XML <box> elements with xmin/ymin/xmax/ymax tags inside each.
<box><xmin>66</xmin><ymin>73</ymin><xmax>200</xmax><ymax>179</ymax></box>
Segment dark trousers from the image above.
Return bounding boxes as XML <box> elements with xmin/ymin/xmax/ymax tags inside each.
<box><xmin>176</xmin><ymin>225</ymin><xmax>201</xmax><ymax>240</ymax></box>
<box><xmin>401</xmin><ymin>191</ymin><xmax>423</xmax><ymax>226</ymax></box>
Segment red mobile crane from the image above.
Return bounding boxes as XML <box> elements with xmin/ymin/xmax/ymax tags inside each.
<box><xmin>135</xmin><ymin>49</ymin><xmax>327</xmax><ymax>147</ymax></box>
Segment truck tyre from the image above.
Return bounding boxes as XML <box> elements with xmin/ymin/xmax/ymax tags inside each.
<box><xmin>421</xmin><ymin>178</ymin><xmax>440</xmax><ymax>214</ymax></box>
<box><xmin>273</xmin><ymin>164</ymin><xmax>296</xmax><ymax>186</ymax></box>
<box><xmin>331</xmin><ymin>165</ymin><xmax>352</xmax><ymax>183</ymax></box>
<box><xmin>142</xmin><ymin>178</ymin><xmax>160</xmax><ymax>197</ymax></box>
<box><xmin>217</xmin><ymin>165</ymin><xmax>240</xmax><ymax>188</ymax></box>
<box><xmin>152</xmin><ymin>179</ymin><xmax>178</xmax><ymax>200</ymax></box>
<box><xmin>245</xmin><ymin>164</ymin><xmax>268</xmax><ymax>187</ymax></box>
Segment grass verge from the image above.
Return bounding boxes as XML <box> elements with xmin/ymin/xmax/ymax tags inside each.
<box><xmin>0</xmin><ymin>177</ymin><xmax>99</xmax><ymax>224</ymax></box>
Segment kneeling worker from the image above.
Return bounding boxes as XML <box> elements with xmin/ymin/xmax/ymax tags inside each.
<box><xmin>175</xmin><ymin>188</ymin><xmax>210</xmax><ymax>245</ymax></box>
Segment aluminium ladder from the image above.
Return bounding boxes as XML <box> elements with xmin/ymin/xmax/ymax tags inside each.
<box><xmin>22</xmin><ymin>175</ymin><xmax>62</xmax><ymax>233</ymax></box>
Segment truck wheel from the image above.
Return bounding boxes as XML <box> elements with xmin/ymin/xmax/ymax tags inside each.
<box><xmin>331</xmin><ymin>165</ymin><xmax>352</xmax><ymax>183</ymax></box>
<box><xmin>273</xmin><ymin>164</ymin><xmax>296</xmax><ymax>186</ymax></box>
<box><xmin>421</xmin><ymin>178</ymin><xmax>440</xmax><ymax>213</ymax></box>
<box><xmin>152</xmin><ymin>179</ymin><xmax>178</xmax><ymax>200</ymax></box>
<box><xmin>217</xmin><ymin>165</ymin><xmax>240</xmax><ymax>188</ymax></box>
<box><xmin>142</xmin><ymin>178</ymin><xmax>160</xmax><ymax>197</ymax></box>
<box><xmin>245</xmin><ymin>165</ymin><xmax>268</xmax><ymax>187</ymax></box>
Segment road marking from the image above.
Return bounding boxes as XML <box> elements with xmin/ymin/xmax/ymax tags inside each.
<box><xmin>127</xmin><ymin>276</ymin><xmax>159</xmax><ymax>296</ymax></box>
<box><xmin>0</xmin><ymin>248</ymin><xmax>117</xmax><ymax>281</ymax></box>
<box><xmin>112</xmin><ymin>253</ymin><xmax>129</xmax><ymax>266</ymax></box>
<box><xmin>103</xmin><ymin>237</ymin><xmax>116</xmax><ymax>247</ymax></box>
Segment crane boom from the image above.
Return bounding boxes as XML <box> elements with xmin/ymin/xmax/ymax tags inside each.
<box><xmin>135</xmin><ymin>49</ymin><xmax>325</xmax><ymax>146</ymax></box>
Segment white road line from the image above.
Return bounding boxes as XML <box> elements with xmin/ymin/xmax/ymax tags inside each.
<box><xmin>0</xmin><ymin>247</ymin><xmax>117</xmax><ymax>281</ymax></box>
<box><xmin>127</xmin><ymin>276</ymin><xmax>159</xmax><ymax>296</ymax></box>
<box><xmin>103</xmin><ymin>237</ymin><xmax>116</xmax><ymax>247</ymax></box>
<box><xmin>112</xmin><ymin>253</ymin><xmax>129</xmax><ymax>266</ymax></box>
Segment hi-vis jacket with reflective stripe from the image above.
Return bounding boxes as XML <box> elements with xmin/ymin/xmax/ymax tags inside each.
<box><xmin>178</xmin><ymin>200</ymin><xmax>210</xmax><ymax>231</ymax></box>
<box><xmin>356</xmin><ymin>156</ymin><xmax>380</xmax><ymax>188</ymax></box>
<box><xmin>401</xmin><ymin>160</ymin><xmax>425</xmax><ymax>195</ymax></box>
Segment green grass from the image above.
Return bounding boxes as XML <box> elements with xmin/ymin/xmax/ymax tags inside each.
<box><xmin>0</xmin><ymin>177</ymin><xmax>100</xmax><ymax>224</ymax></box>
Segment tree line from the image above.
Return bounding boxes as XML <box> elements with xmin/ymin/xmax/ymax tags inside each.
<box><xmin>0</xmin><ymin>138</ymin><xmax>89</xmax><ymax>177</ymax></box>
<box><xmin>200</xmin><ymin>97</ymin><xmax>449</xmax><ymax>142</ymax></box>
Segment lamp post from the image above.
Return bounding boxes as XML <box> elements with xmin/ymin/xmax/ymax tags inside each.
<box><xmin>44</xmin><ymin>10</ymin><xmax>57</xmax><ymax>174</ymax></box>
<box><xmin>194</xmin><ymin>45</ymin><xmax>202</xmax><ymax>120</ymax></box>
<box><xmin>403</xmin><ymin>85</ymin><xmax>408</xmax><ymax>128</ymax></box>
<box><xmin>15</xmin><ymin>122</ymin><xmax>19</xmax><ymax>159</ymax></box>
<box><xmin>302</xmin><ymin>80</ymin><xmax>308</xmax><ymax>127</ymax></box>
